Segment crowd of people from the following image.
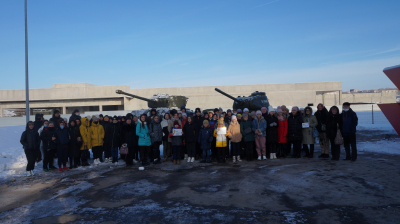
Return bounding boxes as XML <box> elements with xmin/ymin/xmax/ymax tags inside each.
<box><xmin>20</xmin><ymin>102</ymin><xmax>358</xmax><ymax>177</ymax></box>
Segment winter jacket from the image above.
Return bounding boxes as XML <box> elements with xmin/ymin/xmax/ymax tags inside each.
<box><xmin>169</xmin><ymin>127</ymin><xmax>183</xmax><ymax>146</ymax></box>
<box><xmin>69</xmin><ymin>109</ymin><xmax>81</xmax><ymax>124</ymax></box>
<box><xmin>182</xmin><ymin>122</ymin><xmax>197</xmax><ymax>143</ymax></box>
<box><xmin>301</xmin><ymin>107</ymin><xmax>318</xmax><ymax>144</ymax></box>
<box><xmin>167</xmin><ymin>117</ymin><xmax>182</xmax><ymax>143</ymax></box>
<box><xmin>136</xmin><ymin>121</ymin><xmax>152</xmax><ymax>146</ymax></box>
<box><xmin>33</xmin><ymin>113</ymin><xmax>43</xmax><ymax>133</ymax></box>
<box><xmin>252</xmin><ymin>117</ymin><xmax>267</xmax><ymax>137</ymax></box>
<box><xmin>121</xmin><ymin>122</ymin><xmax>136</xmax><ymax>147</ymax></box>
<box><xmin>287</xmin><ymin>112</ymin><xmax>303</xmax><ymax>142</ymax></box>
<box><xmin>209</xmin><ymin>119</ymin><xmax>217</xmax><ymax>130</ymax></box>
<box><xmin>54</xmin><ymin>127</ymin><xmax>70</xmax><ymax>146</ymax></box>
<box><xmin>90</xmin><ymin>122</ymin><xmax>105</xmax><ymax>147</ymax></box>
<box><xmin>149</xmin><ymin>119</ymin><xmax>163</xmax><ymax>144</ymax></box>
<box><xmin>341</xmin><ymin>108</ymin><xmax>358</xmax><ymax>136</ymax></box>
<box><xmin>314</xmin><ymin>107</ymin><xmax>329</xmax><ymax>133</ymax></box>
<box><xmin>68</xmin><ymin>125</ymin><xmax>82</xmax><ymax>157</ymax></box>
<box><xmin>198</xmin><ymin>126</ymin><xmax>214</xmax><ymax>150</ymax></box>
<box><xmin>227</xmin><ymin>121</ymin><xmax>242</xmax><ymax>143</ymax></box>
<box><xmin>240</xmin><ymin>119</ymin><xmax>255</xmax><ymax>142</ymax></box>
<box><xmin>213</xmin><ymin>119</ymin><xmax>229</xmax><ymax>147</ymax></box>
<box><xmin>49</xmin><ymin>111</ymin><xmax>62</xmax><ymax>129</ymax></box>
<box><xmin>193</xmin><ymin>115</ymin><xmax>204</xmax><ymax>131</ymax></box>
<box><xmin>20</xmin><ymin>124</ymin><xmax>40</xmax><ymax>150</ymax></box>
<box><xmin>105</xmin><ymin>123</ymin><xmax>121</xmax><ymax>148</ymax></box>
<box><xmin>327</xmin><ymin>108</ymin><xmax>343</xmax><ymax>140</ymax></box>
<box><xmin>161</xmin><ymin>119</ymin><xmax>170</xmax><ymax>142</ymax></box>
<box><xmin>40</xmin><ymin>127</ymin><xmax>57</xmax><ymax>151</ymax></box>
<box><xmin>266</xmin><ymin>115</ymin><xmax>279</xmax><ymax>143</ymax></box>
<box><xmin>277</xmin><ymin>119</ymin><xmax>288</xmax><ymax>143</ymax></box>
<box><xmin>79</xmin><ymin>117</ymin><xmax>92</xmax><ymax>150</ymax></box>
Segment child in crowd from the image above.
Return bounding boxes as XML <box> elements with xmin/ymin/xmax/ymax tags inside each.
<box><xmin>198</xmin><ymin>120</ymin><xmax>213</xmax><ymax>163</ymax></box>
<box><xmin>169</xmin><ymin>121</ymin><xmax>183</xmax><ymax>164</ymax></box>
<box><xmin>20</xmin><ymin>121</ymin><xmax>40</xmax><ymax>176</ymax></box>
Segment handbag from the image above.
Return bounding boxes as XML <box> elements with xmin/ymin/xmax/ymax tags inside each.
<box><xmin>119</xmin><ymin>144</ymin><xmax>129</xmax><ymax>155</ymax></box>
<box><xmin>312</xmin><ymin>124</ymin><xmax>319</xmax><ymax>138</ymax></box>
<box><xmin>334</xmin><ymin>129</ymin><xmax>344</xmax><ymax>145</ymax></box>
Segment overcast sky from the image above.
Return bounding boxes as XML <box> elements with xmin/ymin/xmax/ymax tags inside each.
<box><xmin>1</xmin><ymin>0</ymin><xmax>399</xmax><ymax>91</ymax></box>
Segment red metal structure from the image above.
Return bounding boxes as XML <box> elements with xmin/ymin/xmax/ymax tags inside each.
<box><xmin>378</xmin><ymin>64</ymin><xmax>400</xmax><ymax>136</ymax></box>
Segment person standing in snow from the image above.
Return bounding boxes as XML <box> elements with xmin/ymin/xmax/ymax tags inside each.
<box><xmin>302</xmin><ymin>107</ymin><xmax>318</xmax><ymax>158</ymax></box>
<box><xmin>33</xmin><ymin>113</ymin><xmax>44</xmax><ymax>162</ymax></box>
<box><xmin>54</xmin><ymin>120</ymin><xmax>70</xmax><ymax>172</ymax></box>
<box><xmin>266</xmin><ymin>109</ymin><xmax>279</xmax><ymax>159</ymax></box>
<box><xmin>105</xmin><ymin>117</ymin><xmax>121</xmax><ymax>164</ymax></box>
<box><xmin>315</xmin><ymin>103</ymin><xmax>330</xmax><ymax>158</ymax></box>
<box><xmin>240</xmin><ymin>113</ymin><xmax>255</xmax><ymax>161</ymax></box>
<box><xmin>192</xmin><ymin>108</ymin><xmax>204</xmax><ymax>160</ymax></box>
<box><xmin>213</xmin><ymin>115</ymin><xmax>229</xmax><ymax>163</ymax></box>
<box><xmin>169</xmin><ymin>120</ymin><xmax>183</xmax><ymax>165</ymax></box>
<box><xmin>252</xmin><ymin>111</ymin><xmax>267</xmax><ymax>160</ymax></box>
<box><xmin>198</xmin><ymin>120</ymin><xmax>214</xmax><ymax>163</ymax></box>
<box><xmin>341</xmin><ymin>102</ymin><xmax>358</xmax><ymax>161</ymax></box>
<box><xmin>40</xmin><ymin>121</ymin><xmax>57</xmax><ymax>171</ymax></box>
<box><xmin>137</xmin><ymin>114</ymin><xmax>152</xmax><ymax>166</ymax></box>
<box><xmin>68</xmin><ymin>120</ymin><xmax>82</xmax><ymax>168</ymax></box>
<box><xmin>326</xmin><ymin>106</ymin><xmax>342</xmax><ymax>161</ymax></box>
<box><xmin>277</xmin><ymin>109</ymin><xmax>288</xmax><ymax>158</ymax></box>
<box><xmin>121</xmin><ymin>117</ymin><xmax>137</xmax><ymax>166</ymax></box>
<box><xmin>20</xmin><ymin>121</ymin><xmax>40</xmax><ymax>176</ymax></box>
<box><xmin>79</xmin><ymin>117</ymin><xmax>92</xmax><ymax>166</ymax></box>
<box><xmin>227</xmin><ymin>115</ymin><xmax>242</xmax><ymax>162</ymax></box>
<box><xmin>50</xmin><ymin>110</ymin><xmax>62</xmax><ymax>129</ymax></box>
<box><xmin>149</xmin><ymin>115</ymin><xmax>163</xmax><ymax>164</ymax></box>
<box><xmin>182</xmin><ymin>115</ymin><xmax>197</xmax><ymax>163</ymax></box>
<box><xmin>161</xmin><ymin>113</ymin><xmax>171</xmax><ymax>161</ymax></box>
<box><xmin>287</xmin><ymin>107</ymin><xmax>303</xmax><ymax>158</ymax></box>
<box><xmin>90</xmin><ymin>115</ymin><xmax>105</xmax><ymax>164</ymax></box>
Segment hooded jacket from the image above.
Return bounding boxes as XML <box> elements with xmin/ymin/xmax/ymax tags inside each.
<box><xmin>33</xmin><ymin>113</ymin><xmax>43</xmax><ymax>133</ymax></box>
<box><xmin>252</xmin><ymin>116</ymin><xmax>267</xmax><ymax>137</ymax></box>
<box><xmin>49</xmin><ymin>110</ymin><xmax>62</xmax><ymax>129</ymax></box>
<box><xmin>240</xmin><ymin>118</ymin><xmax>255</xmax><ymax>142</ymax></box>
<box><xmin>79</xmin><ymin>117</ymin><xmax>92</xmax><ymax>150</ymax></box>
<box><xmin>40</xmin><ymin>126</ymin><xmax>57</xmax><ymax>151</ymax></box>
<box><xmin>198</xmin><ymin>126</ymin><xmax>213</xmax><ymax>150</ymax></box>
<box><xmin>69</xmin><ymin>109</ymin><xmax>81</xmax><ymax>124</ymax></box>
<box><xmin>302</xmin><ymin>107</ymin><xmax>318</xmax><ymax>144</ymax></box>
<box><xmin>182</xmin><ymin>120</ymin><xmax>197</xmax><ymax>143</ymax></box>
<box><xmin>90</xmin><ymin>121</ymin><xmax>105</xmax><ymax>147</ymax></box>
<box><xmin>287</xmin><ymin>112</ymin><xmax>303</xmax><ymax>142</ymax></box>
<box><xmin>121</xmin><ymin>120</ymin><xmax>137</xmax><ymax>147</ymax></box>
<box><xmin>136</xmin><ymin>120</ymin><xmax>152</xmax><ymax>146</ymax></box>
<box><xmin>20</xmin><ymin>123</ymin><xmax>40</xmax><ymax>150</ymax></box>
<box><xmin>341</xmin><ymin>108</ymin><xmax>358</xmax><ymax>136</ymax></box>
<box><xmin>68</xmin><ymin>121</ymin><xmax>82</xmax><ymax>156</ymax></box>
<box><xmin>266</xmin><ymin>114</ymin><xmax>279</xmax><ymax>143</ymax></box>
<box><xmin>314</xmin><ymin>107</ymin><xmax>329</xmax><ymax>133</ymax></box>
<box><xmin>326</xmin><ymin>106</ymin><xmax>343</xmax><ymax>139</ymax></box>
<box><xmin>213</xmin><ymin>119</ymin><xmax>229</xmax><ymax>147</ymax></box>
<box><xmin>105</xmin><ymin>122</ymin><xmax>121</xmax><ymax>148</ymax></box>
<box><xmin>149</xmin><ymin>118</ymin><xmax>163</xmax><ymax>144</ymax></box>
<box><xmin>227</xmin><ymin>121</ymin><xmax>242</xmax><ymax>143</ymax></box>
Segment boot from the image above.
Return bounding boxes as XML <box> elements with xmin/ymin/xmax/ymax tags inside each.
<box><xmin>173</xmin><ymin>160</ymin><xmax>176</xmax><ymax>164</ymax></box>
<box><xmin>270</xmin><ymin>153</ymin><xmax>273</xmax><ymax>159</ymax></box>
<box><xmin>263</xmin><ymin>156</ymin><xmax>267</xmax><ymax>160</ymax></box>
<box><xmin>237</xmin><ymin>155</ymin><xmax>242</xmax><ymax>162</ymax></box>
<box><xmin>187</xmin><ymin>157</ymin><xmax>191</xmax><ymax>163</ymax></box>
<box><xmin>177</xmin><ymin>160</ymin><xmax>180</xmax><ymax>165</ymax></box>
<box><xmin>232</xmin><ymin>156</ymin><xmax>236</xmax><ymax>163</ymax></box>
<box><xmin>257</xmin><ymin>156</ymin><xmax>261</xmax><ymax>161</ymax></box>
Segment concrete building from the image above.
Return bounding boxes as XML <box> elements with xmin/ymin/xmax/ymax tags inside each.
<box><xmin>0</xmin><ymin>81</ymin><xmax>397</xmax><ymax>117</ymax></box>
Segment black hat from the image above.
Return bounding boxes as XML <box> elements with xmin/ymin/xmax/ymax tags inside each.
<box><xmin>113</xmin><ymin>116</ymin><xmax>118</xmax><ymax>120</ymax></box>
<box><xmin>227</xmin><ymin>109</ymin><xmax>232</xmax><ymax>113</ymax></box>
<box><xmin>54</xmin><ymin>110</ymin><xmax>60</xmax><ymax>114</ymax></box>
<box><xmin>195</xmin><ymin>108</ymin><xmax>201</xmax><ymax>113</ymax></box>
<box><xmin>213</xmin><ymin>108</ymin><xmax>219</xmax><ymax>113</ymax></box>
<box><xmin>99</xmin><ymin>114</ymin><xmax>103</xmax><ymax>117</ymax></box>
<box><xmin>343</xmin><ymin>102</ymin><xmax>351</xmax><ymax>106</ymax></box>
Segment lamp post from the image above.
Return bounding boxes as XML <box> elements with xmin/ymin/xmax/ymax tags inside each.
<box><xmin>24</xmin><ymin>0</ymin><xmax>30</xmax><ymax>123</ymax></box>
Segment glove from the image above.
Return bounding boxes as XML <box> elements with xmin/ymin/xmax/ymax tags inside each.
<box><xmin>273</xmin><ymin>122</ymin><xmax>277</xmax><ymax>126</ymax></box>
<box><xmin>270</xmin><ymin>123</ymin><xmax>274</xmax><ymax>127</ymax></box>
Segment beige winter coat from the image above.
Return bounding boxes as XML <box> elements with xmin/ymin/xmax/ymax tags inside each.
<box><xmin>227</xmin><ymin>121</ymin><xmax>242</xmax><ymax>143</ymax></box>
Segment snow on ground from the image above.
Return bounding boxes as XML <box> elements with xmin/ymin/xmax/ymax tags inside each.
<box><xmin>359</xmin><ymin>140</ymin><xmax>400</xmax><ymax>155</ymax></box>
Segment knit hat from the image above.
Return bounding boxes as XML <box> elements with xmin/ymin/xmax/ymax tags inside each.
<box><xmin>227</xmin><ymin>109</ymin><xmax>232</xmax><ymax>113</ymax></box>
<box><xmin>244</xmin><ymin>108</ymin><xmax>249</xmax><ymax>112</ymax></box>
<box><xmin>180</xmin><ymin>106</ymin><xmax>186</xmax><ymax>110</ymax></box>
<box><xmin>256</xmin><ymin>110</ymin><xmax>262</xmax><ymax>116</ymax></box>
<box><xmin>99</xmin><ymin>114</ymin><xmax>103</xmax><ymax>118</ymax></box>
<box><xmin>195</xmin><ymin>108</ymin><xmax>201</xmax><ymax>113</ymax></box>
<box><xmin>113</xmin><ymin>116</ymin><xmax>118</xmax><ymax>120</ymax></box>
<box><xmin>277</xmin><ymin>109</ymin><xmax>283</xmax><ymax>113</ymax></box>
<box><xmin>237</xmin><ymin>109</ymin><xmax>242</xmax><ymax>112</ymax></box>
<box><xmin>92</xmin><ymin>114</ymin><xmax>100</xmax><ymax>120</ymax></box>
<box><xmin>178</xmin><ymin>111</ymin><xmax>182</xmax><ymax>114</ymax></box>
<box><xmin>261</xmin><ymin>107</ymin><xmax>267</xmax><ymax>111</ymax></box>
<box><xmin>237</xmin><ymin>114</ymin><xmax>242</xmax><ymax>118</ymax></box>
<box><xmin>268</xmin><ymin>106</ymin><xmax>274</xmax><ymax>112</ymax></box>
<box><xmin>343</xmin><ymin>102</ymin><xmax>351</xmax><ymax>106</ymax></box>
<box><xmin>203</xmin><ymin>120</ymin><xmax>209</xmax><ymax>125</ymax></box>
<box><xmin>231</xmin><ymin>115</ymin><xmax>237</xmax><ymax>120</ymax></box>
<box><xmin>292</xmin><ymin>106</ymin><xmax>299</xmax><ymax>111</ymax></box>
<box><xmin>173</xmin><ymin>120</ymin><xmax>180</xmax><ymax>126</ymax></box>
<box><xmin>219</xmin><ymin>114</ymin><xmax>225</xmax><ymax>118</ymax></box>
<box><xmin>242</xmin><ymin>113</ymin><xmax>248</xmax><ymax>118</ymax></box>
<box><xmin>182</xmin><ymin>113</ymin><xmax>187</xmax><ymax>117</ymax></box>
<box><xmin>250</xmin><ymin>111</ymin><xmax>256</xmax><ymax>116</ymax></box>
<box><xmin>219</xmin><ymin>107</ymin><xmax>223</xmax><ymax>111</ymax></box>
<box><xmin>214</xmin><ymin>108</ymin><xmax>219</xmax><ymax>113</ymax></box>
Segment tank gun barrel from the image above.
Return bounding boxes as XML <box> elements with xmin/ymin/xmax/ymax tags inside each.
<box><xmin>215</xmin><ymin>88</ymin><xmax>241</xmax><ymax>103</ymax></box>
<box><xmin>115</xmin><ymin>89</ymin><xmax>154</xmax><ymax>102</ymax></box>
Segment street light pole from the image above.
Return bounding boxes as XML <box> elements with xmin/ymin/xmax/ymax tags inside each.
<box><xmin>24</xmin><ymin>0</ymin><xmax>30</xmax><ymax>123</ymax></box>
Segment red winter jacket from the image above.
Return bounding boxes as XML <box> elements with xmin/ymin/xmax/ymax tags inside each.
<box><xmin>278</xmin><ymin>119</ymin><xmax>288</xmax><ymax>143</ymax></box>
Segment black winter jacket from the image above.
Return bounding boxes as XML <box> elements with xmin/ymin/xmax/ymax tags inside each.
<box><xmin>314</xmin><ymin>107</ymin><xmax>329</xmax><ymax>133</ymax></box>
<box><xmin>341</xmin><ymin>108</ymin><xmax>358</xmax><ymax>136</ymax></box>
<box><xmin>105</xmin><ymin>123</ymin><xmax>122</xmax><ymax>148</ymax></box>
<box><xmin>20</xmin><ymin>124</ymin><xmax>40</xmax><ymax>150</ymax></box>
<box><xmin>326</xmin><ymin>111</ymin><xmax>343</xmax><ymax>140</ymax></box>
<box><xmin>33</xmin><ymin>113</ymin><xmax>43</xmax><ymax>133</ymax></box>
<box><xmin>266</xmin><ymin>115</ymin><xmax>279</xmax><ymax>143</ymax></box>
<box><xmin>55</xmin><ymin>128</ymin><xmax>70</xmax><ymax>146</ymax></box>
<box><xmin>40</xmin><ymin>127</ymin><xmax>57</xmax><ymax>151</ymax></box>
<box><xmin>287</xmin><ymin>112</ymin><xmax>303</xmax><ymax>142</ymax></box>
<box><xmin>193</xmin><ymin>115</ymin><xmax>204</xmax><ymax>131</ymax></box>
<box><xmin>50</xmin><ymin>111</ymin><xmax>62</xmax><ymax>129</ymax></box>
<box><xmin>182</xmin><ymin>122</ymin><xmax>197</xmax><ymax>143</ymax></box>
<box><xmin>68</xmin><ymin>125</ymin><xmax>82</xmax><ymax>156</ymax></box>
<box><xmin>121</xmin><ymin>123</ymin><xmax>137</xmax><ymax>148</ymax></box>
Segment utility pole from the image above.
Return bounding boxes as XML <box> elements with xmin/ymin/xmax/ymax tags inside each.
<box><xmin>25</xmin><ymin>0</ymin><xmax>30</xmax><ymax>123</ymax></box>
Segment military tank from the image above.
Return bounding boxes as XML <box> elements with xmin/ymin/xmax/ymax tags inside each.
<box><xmin>116</xmin><ymin>89</ymin><xmax>189</xmax><ymax>117</ymax></box>
<box><xmin>215</xmin><ymin>88</ymin><xmax>270</xmax><ymax>111</ymax></box>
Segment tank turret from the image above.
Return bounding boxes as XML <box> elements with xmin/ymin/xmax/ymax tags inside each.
<box><xmin>116</xmin><ymin>89</ymin><xmax>188</xmax><ymax>109</ymax></box>
<box><xmin>215</xmin><ymin>88</ymin><xmax>270</xmax><ymax>111</ymax></box>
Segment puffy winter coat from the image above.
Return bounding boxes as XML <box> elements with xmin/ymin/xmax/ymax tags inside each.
<box><xmin>252</xmin><ymin>117</ymin><xmax>267</xmax><ymax>137</ymax></box>
<box><xmin>182</xmin><ymin>122</ymin><xmax>197</xmax><ymax>143</ymax></box>
<box><xmin>20</xmin><ymin>124</ymin><xmax>40</xmax><ymax>150</ymax></box>
<box><xmin>40</xmin><ymin>127</ymin><xmax>57</xmax><ymax>151</ymax></box>
<box><xmin>227</xmin><ymin>121</ymin><xmax>242</xmax><ymax>143</ymax></box>
<box><xmin>49</xmin><ymin>111</ymin><xmax>62</xmax><ymax>129</ymax></box>
<box><xmin>341</xmin><ymin>108</ymin><xmax>358</xmax><ymax>136</ymax></box>
<box><xmin>302</xmin><ymin>107</ymin><xmax>318</xmax><ymax>144</ymax></box>
<box><xmin>121</xmin><ymin>122</ymin><xmax>136</xmax><ymax>147</ymax></box>
<box><xmin>193</xmin><ymin>115</ymin><xmax>204</xmax><ymax>131</ymax></box>
<box><xmin>314</xmin><ymin>107</ymin><xmax>329</xmax><ymax>133</ymax></box>
<box><xmin>209</xmin><ymin>119</ymin><xmax>217</xmax><ymax>130</ymax></box>
<box><xmin>213</xmin><ymin>119</ymin><xmax>229</xmax><ymax>147</ymax></box>
<box><xmin>287</xmin><ymin>112</ymin><xmax>303</xmax><ymax>142</ymax></box>
<box><xmin>149</xmin><ymin>119</ymin><xmax>163</xmax><ymax>144</ymax></box>
<box><xmin>136</xmin><ymin>121</ymin><xmax>151</xmax><ymax>146</ymax></box>
<box><xmin>240</xmin><ymin>119</ymin><xmax>255</xmax><ymax>142</ymax></box>
<box><xmin>90</xmin><ymin>122</ymin><xmax>105</xmax><ymax>147</ymax></box>
<box><xmin>198</xmin><ymin>126</ymin><xmax>214</xmax><ymax>150</ymax></box>
<box><xmin>33</xmin><ymin>113</ymin><xmax>43</xmax><ymax>133</ymax></box>
<box><xmin>105</xmin><ymin>123</ymin><xmax>121</xmax><ymax>148</ymax></box>
<box><xmin>169</xmin><ymin>127</ymin><xmax>183</xmax><ymax>146</ymax></box>
<box><xmin>79</xmin><ymin>117</ymin><xmax>92</xmax><ymax>150</ymax></box>
<box><xmin>327</xmin><ymin>107</ymin><xmax>343</xmax><ymax>140</ymax></box>
<box><xmin>55</xmin><ymin>127</ymin><xmax>70</xmax><ymax>146</ymax></box>
<box><xmin>168</xmin><ymin>118</ymin><xmax>182</xmax><ymax>143</ymax></box>
<box><xmin>69</xmin><ymin>109</ymin><xmax>81</xmax><ymax>124</ymax></box>
<box><xmin>68</xmin><ymin>124</ymin><xmax>82</xmax><ymax>157</ymax></box>
<box><xmin>266</xmin><ymin>115</ymin><xmax>279</xmax><ymax>143</ymax></box>
<box><xmin>277</xmin><ymin>119</ymin><xmax>288</xmax><ymax>143</ymax></box>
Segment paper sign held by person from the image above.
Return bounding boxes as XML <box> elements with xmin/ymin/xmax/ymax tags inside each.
<box><xmin>173</xmin><ymin>129</ymin><xmax>182</xmax><ymax>136</ymax></box>
<box><xmin>302</xmin><ymin>123</ymin><xmax>309</xmax><ymax>128</ymax></box>
<box><xmin>217</xmin><ymin>127</ymin><xmax>226</xmax><ymax>135</ymax></box>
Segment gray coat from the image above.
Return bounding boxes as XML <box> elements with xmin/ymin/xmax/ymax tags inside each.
<box><xmin>302</xmin><ymin>107</ymin><xmax>318</xmax><ymax>145</ymax></box>
<box><xmin>149</xmin><ymin>119</ymin><xmax>163</xmax><ymax>144</ymax></box>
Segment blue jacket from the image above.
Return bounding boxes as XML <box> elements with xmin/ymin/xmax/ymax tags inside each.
<box><xmin>252</xmin><ymin>117</ymin><xmax>267</xmax><ymax>137</ymax></box>
<box><xmin>341</xmin><ymin>108</ymin><xmax>358</xmax><ymax>136</ymax></box>
<box><xmin>136</xmin><ymin>122</ymin><xmax>151</xmax><ymax>146</ymax></box>
<box><xmin>55</xmin><ymin>127</ymin><xmax>70</xmax><ymax>146</ymax></box>
<box><xmin>198</xmin><ymin>126</ymin><xmax>214</xmax><ymax>150</ymax></box>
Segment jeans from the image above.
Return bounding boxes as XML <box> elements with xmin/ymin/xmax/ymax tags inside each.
<box><xmin>25</xmin><ymin>148</ymin><xmax>37</xmax><ymax>171</ymax></box>
<box><xmin>202</xmin><ymin>148</ymin><xmax>211</xmax><ymax>161</ymax></box>
<box><xmin>186</xmin><ymin>142</ymin><xmax>196</xmax><ymax>158</ymax></box>
<box><xmin>343</xmin><ymin>134</ymin><xmax>357</xmax><ymax>161</ymax></box>
<box><xmin>231</xmin><ymin>142</ymin><xmax>241</xmax><ymax>157</ymax></box>
<box><xmin>172</xmin><ymin>145</ymin><xmax>181</xmax><ymax>160</ymax></box>
<box><xmin>111</xmin><ymin>147</ymin><xmax>119</xmax><ymax>160</ymax></box>
<box><xmin>57</xmin><ymin>145</ymin><xmax>68</xmax><ymax>168</ymax></box>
